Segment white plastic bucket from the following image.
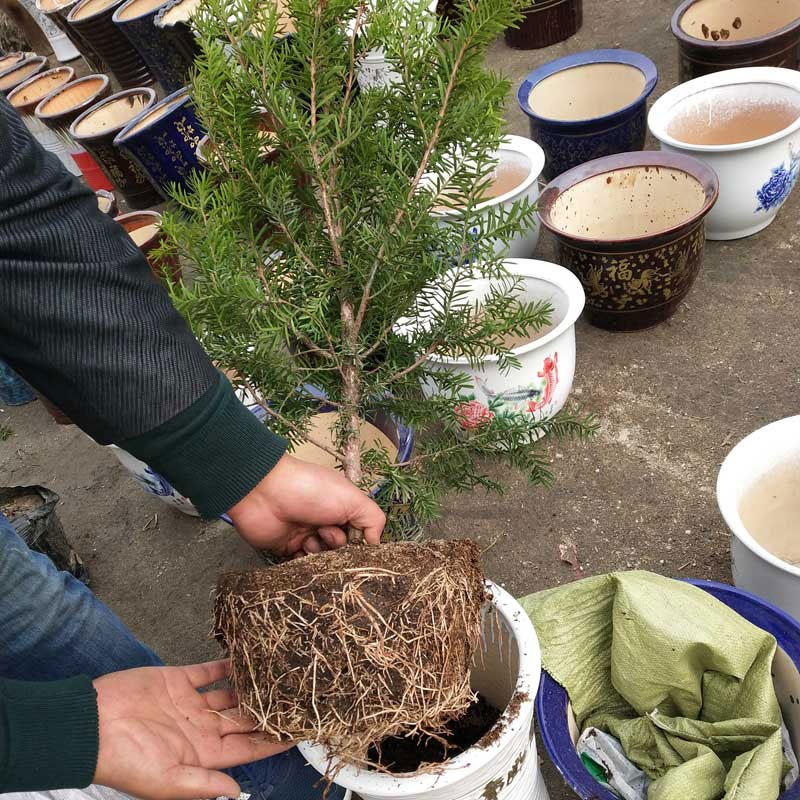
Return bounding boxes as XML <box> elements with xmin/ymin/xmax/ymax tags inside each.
<box><xmin>717</xmin><ymin>415</ymin><xmax>800</xmax><ymax>622</ymax></box>
<box><xmin>299</xmin><ymin>581</ymin><xmax>549</xmax><ymax>800</ymax></box>
<box><xmin>23</xmin><ymin>114</ymin><xmax>80</xmax><ymax>175</ymax></box>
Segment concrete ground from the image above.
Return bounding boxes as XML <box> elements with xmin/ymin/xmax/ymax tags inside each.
<box><xmin>2</xmin><ymin>0</ymin><xmax>800</xmax><ymax>796</ymax></box>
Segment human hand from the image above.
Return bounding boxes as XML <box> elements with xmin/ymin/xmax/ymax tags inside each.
<box><xmin>227</xmin><ymin>453</ymin><xmax>386</xmax><ymax>556</ymax></box>
<box><xmin>93</xmin><ymin>660</ymin><xmax>287</xmax><ymax>800</ymax></box>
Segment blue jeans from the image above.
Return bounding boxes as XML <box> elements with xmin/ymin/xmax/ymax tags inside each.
<box><xmin>0</xmin><ymin>514</ymin><xmax>339</xmax><ymax>800</ymax></box>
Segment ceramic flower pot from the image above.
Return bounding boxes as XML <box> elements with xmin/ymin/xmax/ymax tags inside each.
<box><xmin>114</xmin><ymin>209</ymin><xmax>181</xmax><ymax>284</ymax></box>
<box><xmin>35</xmin><ymin>73</ymin><xmax>114</xmax><ymax>191</ymax></box>
<box><xmin>113</xmin><ymin>0</ymin><xmax>199</xmax><ymax>93</ymax></box>
<box><xmin>415</xmin><ymin>259</ymin><xmax>584</xmax><ymax>430</ymax></box>
<box><xmin>538</xmin><ymin>151</ymin><xmax>718</xmax><ymax>331</ymax></box>
<box><xmin>8</xmin><ymin>66</ymin><xmax>80</xmax><ymax>176</ymax></box>
<box><xmin>649</xmin><ymin>66</ymin><xmax>800</xmax><ymax>240</ymax></box>
<box><xmin>518</xmin><ymin>50</ymin><xmax>658</xmax><ymax>181</ymax></box>
<box><xmin>717</xmin><ymin>416</ymin><xmax>800</xmax><ymax>623</ymax></box>
<box><xmin>537</xmin><ymin>579</ymin><xmax>800</xmax><ymax>800</ymax></box>
<box><xmin>0</xmin><ymin>55</ymin><xmax>47</xmax><ymax>94</ymax></box>
<box><xmin>70</xmin><ymin>87</ymin><xmax>162</xmax><ymax>208</ymax></box>
<box><xmin>67</xmin><ymin>0</ymin><xmax>154</xmax><ymax>88</ymax></box>
<box><xmin>428</xmin><ymin>135</ymin><xmax>546</xmax><ymax>259</ymax></box>
<box><xmin>7</xmin><ymin>66</ymin><xmax>75</xmax><ymax>117</ymax></box>
<box><xmin>113</xmin><ymin>86</ymin><xmax>205</xmax><ymax>200</ymax></box>
<box><xmin>153</xmin><ymin>0</ymin><xmax>202</xmax><ymax>63</ymax></box>
<box><xmin>672</xmin><ymin>0</ymin><xmax>800</xmax><ymax>81</ymax></box>
<box><xmin>0</xmin><ymin>52</ymin><xmax>28</xmax><ymax>74</ymax></box>
<box><xmin>505</xmin><ymin>0</ymin><xmax>582</xmax><ymax>50</ymax></box>
<box><xmin>300</xmin><ymin>582</ymin><xmax>549</xmax><ymax>800</ymax></box>
<box><xmin>37</xmin><ymin>0</ymin><xmax>104</xmax><ymax>70</ymax></box>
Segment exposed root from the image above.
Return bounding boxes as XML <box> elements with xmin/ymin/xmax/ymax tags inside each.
<box><xmin>214</xmin><ymin>540</ymin><xmax>486</xmax><ymax>767</ymax></box>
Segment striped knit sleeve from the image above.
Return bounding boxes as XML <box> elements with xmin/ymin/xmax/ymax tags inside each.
<box><xmin>0</xmin><ymin>97</ymin><xmax>286</xmax><ymax>517</ymax></box>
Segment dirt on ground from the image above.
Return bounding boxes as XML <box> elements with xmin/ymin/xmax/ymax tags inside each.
<box><xmin>1</xmin><ymin>1</ymin><xmax>799</xmax><ymax>797</ymax></box>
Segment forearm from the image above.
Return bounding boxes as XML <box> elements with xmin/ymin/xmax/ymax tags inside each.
<box><xmin>0</xmin><ymin>98</ymin><xmax>286</xmax><ymax>517</ymax></box>
<box><xmin>0</xmin><ymin>676</ymin><xmax>98</xmax><ymax>792</ymax></box>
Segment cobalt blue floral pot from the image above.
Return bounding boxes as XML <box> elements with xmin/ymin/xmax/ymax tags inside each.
<box><xmin>113</xmin><ymin>86</ymin><xmax>205</xmax><ymax>200</ymax></box>
<box><xmin>517</xmin><ymin>49</ymin><xmax>658</xmax><ymax>180</ymax></box>
<box><xmin>113</xmin><ymin>0</ymin><xmax>198</xmax><ymax>94</ymax></box>
<box><xmin>649</xmin><ymin>66</ymin><xmax>800</xmax><ymax>239</ymax></box>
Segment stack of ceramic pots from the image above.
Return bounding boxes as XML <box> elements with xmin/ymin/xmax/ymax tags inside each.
<box><xmin>35</xmin><ymin>74</ymin><xmax>114</xmax><ymax>191</ymax></box>
<box><xmin>69</xmin><ymin>86</ymin><xmax>162</xmax><ymax>207</ymax></box>
<box><xmin>7</xmin><ymin>66</ymin><xmax>82</xmax><ymax>176</ymax></box>
<box><xmin>67</xmin><ymin>0</ymin><xmax>154</xmax><ymax>88</ymax></box>
<box><xmin>36</xmin><ymin>0</ymin><xmax>105</xmax><ymax>71</ymax></box>
<box><xmin>113</xmin><ymin>0</ymin><xmax>199</xmax><ymax>93</ymax></box>
<box><xmin>113</xmin><ymin>87</ymin><xmax>206</xmax><ymax>200</ymax></box>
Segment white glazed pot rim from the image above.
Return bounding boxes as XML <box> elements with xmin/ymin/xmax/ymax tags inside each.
<box><xmin>297</xmin><ymin>580</ymin><xmax>541</xmax><ymax>796</ymax></box>
<box><xmin>648</xmin><ymin>66</ymin><xmax>800</xmax><ymax>153</ymax></box>
<box><xmin>423</xmin><ymin>258</ymin><xmax>584</xmax><ymax>367</ymax></box>
<box><xmin>717</xmin><ymin>415</ymin><xmax>800</xmax><ymax>578</ymax></box>
<box><xmin>430</xmin><ymin>135</ymin><xmax>546</xmax><ymax>218</ymax></box>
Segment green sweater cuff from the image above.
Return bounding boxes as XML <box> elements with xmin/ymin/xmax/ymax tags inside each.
<box><xmin>0</xmin><ymin>675</ymin><xmax>98</xmax><ymax>792</ymax></box>
<box><xmin>120</xmin><ymin>373</ymin><xmax>288</xmax><ymax>518</ymax></box>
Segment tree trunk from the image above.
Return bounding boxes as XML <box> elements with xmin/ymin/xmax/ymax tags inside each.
<box><xmin>341</xmin><ymin>299</ymin><xmax>364</xmax><ymax>544</ymax></box>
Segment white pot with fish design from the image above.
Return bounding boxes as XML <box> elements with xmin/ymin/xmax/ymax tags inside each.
<box><xmin>418</xmin><ymin>259</ymin><xmax>585</xmax><ymax>430</ymax></box>
<box><xmin>649</xmin><ymin>67</ymin><xmax>800</xmax><ymax>240</ymax></box>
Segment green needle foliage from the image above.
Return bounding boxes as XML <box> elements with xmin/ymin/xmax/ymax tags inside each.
<box><xmin>162</xmin><ymin>0</ymin><xmax>596</xmax><ymax>537</ymax></box>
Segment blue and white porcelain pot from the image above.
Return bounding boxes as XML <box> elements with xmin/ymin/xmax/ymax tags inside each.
<box><xmin>113</xmin><ymin>86</ymin><xmax>205</xmax><ymax>200</ymax></box>
<box><xmin>517</xmin><ymin>49</ymin><xmax>657</xmax><ymax>180</ymax></box>
<box><xmin>649</xmin><ymin>66</ymin><xmax>800</xmax><ymax>240</ymax></box>
<box><xmin>113</xmin><ymin>0</ymin><xmax>198</xmax><ymax>93</ymax></box>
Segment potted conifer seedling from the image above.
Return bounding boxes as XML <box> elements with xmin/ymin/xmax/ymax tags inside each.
<box><xmin>161</xmin><ymin>0</ymin><xmax>595</xmax><ymax>778</ymax></box>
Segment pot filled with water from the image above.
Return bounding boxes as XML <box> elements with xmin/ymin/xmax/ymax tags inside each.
<box><xmin>649</xmin><ymin>66</ymin><xmax>800</xmax><ymax>240</ymax></box>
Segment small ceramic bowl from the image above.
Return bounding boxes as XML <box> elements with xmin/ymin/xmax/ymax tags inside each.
<box><xmin>429</xmin><ymin>134</ymin><xmax>546</xmax><ymax>259</ymax></box>
<box><xmin>6</xmin><ymin>66</ymin><xmax>75</xmax><ymax>117</ymax></box>
<box><xmin>416</xmin><ymin>259</ymin><xmax>585</xmax><ymax>429</ymax></box>
<box><xmin>672</xmin><ymin>0</ymin><xmax>800</xmax><ymax>81</ymax></box>
<box><xmin>649</xmin><ymin>66</ymin><xmax>800</xmax><ymax>240</ymax></box>
<box><xmin>538</xmin><ymin>151</ymin><xmax>718</xmax><ymax>331</ymax></box>
<box><xmin>717</xmin><ymin>416</ymin><xmax>800</xmax><ymax>623</ymax></box>
<box><xmin>114</xmin><ymin>209</ymin><xmax>182</xmax><ymax>285</ymax></box>
<box><xmin>95</xmin><ymin>188</ymin><xmax>117</xmax><ymax>215</ymax></box>
<box><xmin>517</xmin><ymin>49</ymin><xmax>658</xmax><ymax>180</ymax></box>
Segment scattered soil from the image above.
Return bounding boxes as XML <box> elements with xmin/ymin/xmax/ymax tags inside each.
<box><xmin>368</xmin><ymin>693</ymin><xmax>501</xmax><ymax>773</ymax></box>
<box><xmin>0</xmin><ymin>491</ymin><xmax>42</xmax><ymax>519</ymax></box>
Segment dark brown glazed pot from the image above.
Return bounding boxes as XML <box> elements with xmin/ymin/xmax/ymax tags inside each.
<box><xmin>7</xmin><ymin>67</ymin><xmax>75</xmax><ymax>117</ymax></box>
<box><xmin>0</xmin><ymin>56</ymin><xmax>47</xmax><ymax>94</ymax></box>
<box><xmin>538</xmin><ymin>151</ymin><xmax>719</xmax><ymax>331</ymax></box>
<box><xmin>36</xmin><ymin>0</ymin><xmax>103</xmax><ymax>70</ymax></box>
<box><xmin>114</xmin><ymin>210</ymin><xmax>181</xmax><ymax>284</ymax></box>
<box><xmin>0</xmin><ymin>52</ymin><xmax>28</xmax><ymax>74</ymax></box>
<box><xmin>70</xmin><ymin>87</ymin><xmax>161</xmax><ymax>208</ymax></box>
<box><xmin>35</xmin><ymin>73</ymin><xmax>111</xmax><ymax>132</ymax></box>
<box><xmin>672</xmin><ymin>0</ymin><xmax>800</xmax><ymax>81</ymax></box>
<box><xmin>67</xmin><ymin>0</ymin><xmax>154</xmax><ymax>88</ymax></box>
<box><xmin>505</xmin><ymin>0</ymin><xmax>582</xmax><ymax>50</ymax></box>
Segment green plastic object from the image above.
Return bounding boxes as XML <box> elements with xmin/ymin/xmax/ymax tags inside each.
<box><xmin>520</xmin><ymin>571</ymin><xmax>788</xmax><ymax>800</ymax></box>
